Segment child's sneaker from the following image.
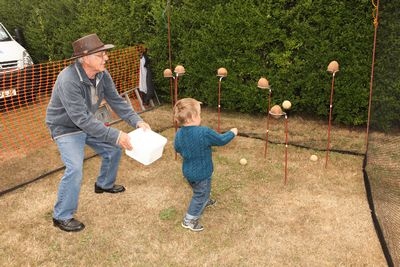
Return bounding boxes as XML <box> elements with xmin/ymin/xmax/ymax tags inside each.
<box><xmin>181</xmin><ymin>219</ymin><xmax>204</xmax><ymax>232</ymax></box>
<box><xmin>206</xmin><ymin>198</ymin><xmax>216</xmax><ymax>208</ymax></box>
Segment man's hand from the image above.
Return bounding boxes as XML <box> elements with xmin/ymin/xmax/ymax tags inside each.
<box><xmin>137</xmin><ymin>121</ymin><xmax>151</xmax><ymax>131</ymax></box>
<box><xmin>118</xmin><ymin>131</ymin><xmax>133</xmax><ymax>150</ymax></box>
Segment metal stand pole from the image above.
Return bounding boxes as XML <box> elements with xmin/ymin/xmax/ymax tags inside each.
<box><xmin>325</xmin><ymin>72</ymin><xmax>336</xmax><ymax>168</ymax></box>
<box><xmin>217</xmin><ymin>76</ymin><xmax>223</xmax><ymax>133</ymax></box>
<box><xmin>284</xmin><ymin>113</ymin><xmax>288</xmax><ymax>185</ymax></box>
<box><xmin>173</xmin><ymin>76</ymin><xmax>180</xmax><ymax>160</ymax></box>
<box><xmin>216</xmin><ymin>68</ymin><xmax>227</xmax><ymax>133</ymax></box>
<box><xmin>264</xmin><ymin>88</ymin><xmax>272</xmax><ymax>158</ymax></box>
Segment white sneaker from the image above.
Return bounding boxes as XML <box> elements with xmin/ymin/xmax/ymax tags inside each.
<box><xmin>181</xmin><ymin>219</ymin><xmax>204</xmax><ymax>232</ymax></box>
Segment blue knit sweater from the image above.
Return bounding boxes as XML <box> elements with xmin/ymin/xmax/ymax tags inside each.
<box><xmin>174</xmin><ymin>126</ymin><xmax>235</xmax><ymax>181</ymax></box>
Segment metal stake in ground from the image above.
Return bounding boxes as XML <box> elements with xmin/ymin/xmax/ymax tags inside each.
<box><xmin>257</xmin><ymin>77</ymin><xmax>271</xmax><ymax>157</ymax></box>
<box><xmin>166</xmin><ymin>0</ymin><xmax>173</xmax><ymax>109</ymax></box>
<box><xmin>163</xmin><ymin>68</ymin><xmax>174</xmax><ymax>110</ymax></box>
<box><xmin>282</xmin><ymin>100</ymin><xmax>292</xmax><ymax>185</ymax></box>
<box><xmin>284</xmin><ymin>113</ymin><xmax>289</xmax><ymax>185</ymax></box>
<box><xmin>163</xmin><ymin>65</ymin><xmax>185</xmax><ymax>109</ymax></box>
<box><xmin>269</xmin><ymin>104</ymin><xmax>289</xmax><ymax>185</ymax></box>
<box><xmin>217</xmin><ymin>67</ymin><xmax>227</xmax><ymax>133</ymax></box>
<box><xmin>163</xmin><ymin>65</ymin><xmax>185</xmax><ymax>159</ymax></box>
<box><xmin>325</xmin><ymin>60</ymin><xmax>339</xmax><ymax>168</ymax></box>
<box><xmin>173</xmin><ymin>65</ymin><xmax>185</xmax><ymax>105</ymax></box>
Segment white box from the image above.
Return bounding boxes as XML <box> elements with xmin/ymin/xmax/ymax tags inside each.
<box><xmin>125</xmin><ymin>128</ymin><xmax>168</xmax><ymax>165</ymax></box>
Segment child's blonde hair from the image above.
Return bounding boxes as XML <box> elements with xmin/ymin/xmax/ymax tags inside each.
<box><xmin>173</xmin><ymin>98</ymin><xmax>202</xmax><ymax>126</ymax></box>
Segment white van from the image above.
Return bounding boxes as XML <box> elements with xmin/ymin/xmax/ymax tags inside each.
<box><xmin>0</xmin><ymin>22</ymin><xmax>33</xmax><ymax>72</ymax></box>
<box><xmin>0</xmin><ymin>22</ymin><xmax>34</xmax><ymax>106</ymax></box>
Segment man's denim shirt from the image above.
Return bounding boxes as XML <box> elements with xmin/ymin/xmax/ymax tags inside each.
<box><xmin>45</xmin><ymin>60</ymin><xmax>142</xmax><ymax>145</ymax></box>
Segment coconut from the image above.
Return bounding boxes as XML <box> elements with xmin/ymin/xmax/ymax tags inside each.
<box><xmin>163</xmin><ymin>68</ymin><xmax>173</xmax><ymax>78</ymax></box>
<box><xmin>327</xmin><ymin>61</ymin><xmax>339</xmax><ymax>73</ymax></box>
<box><xmin>269</xmin><ymin>104</ymin><xmax>283</xmax><ymax>119</ymax></box>
<box><xmin>217</xmin><ymin>67</ymin><xmax>228</xmax><ymax>77</ymax></box>
<box><xmin>257</xmin><ymin>77</ymin><xmax>270</xmax><ymax>89</ymax></box>
<box><xmin>174</xmin><ymin>65</ymin><xmax>185</xmax><ymax>75</ymax></box>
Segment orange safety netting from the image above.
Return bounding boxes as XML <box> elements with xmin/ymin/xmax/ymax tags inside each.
<box><xmin>0</xmin><ymin>45</ymin><xmax>144</xmax><ymax>157</ymax></box>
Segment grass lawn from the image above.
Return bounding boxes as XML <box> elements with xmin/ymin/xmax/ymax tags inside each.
<box><xmin>0</xmin><ymin>105</ymin><xmax>386</xmax><ymax>266</ymax></box>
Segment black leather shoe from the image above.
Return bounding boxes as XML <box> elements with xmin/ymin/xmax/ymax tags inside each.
<box><xmin>94</xmin><ymin>183</ymin><xmax>126</xmax><ymax>194</ymax></box>
<box><xmin>53</xmin><ymin>218</ymin><xmax>85</xmax><ymax>232</ymax></box>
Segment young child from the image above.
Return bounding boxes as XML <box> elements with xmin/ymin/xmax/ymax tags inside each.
<box><xmin>173</xmin><ymin>98</ymin><xmax>238</xmax><ymax>232</ymax></box>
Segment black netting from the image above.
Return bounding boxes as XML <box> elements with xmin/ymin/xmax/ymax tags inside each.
<box><xmin>364</xmin><ymin>1</ymin><xmax>400</xmax><ymax>266</ymax></box>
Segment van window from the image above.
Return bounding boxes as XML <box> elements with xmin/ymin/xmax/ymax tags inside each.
<box><xmin>0</xmin><ymin>25</ymin><xmax>12</xmax><ymax>41</ymax></box>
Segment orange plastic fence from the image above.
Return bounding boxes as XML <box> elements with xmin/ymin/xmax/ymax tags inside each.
<box><xmin>0</xmin><ymin>45</ymin><xmax>144</xmax><ymax>158</ymax></box>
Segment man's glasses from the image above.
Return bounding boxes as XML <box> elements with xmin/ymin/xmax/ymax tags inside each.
<box><xmin>91</xmin><ymin>52</ymin><xmax>107</xmax><ymax>59</ymax></box>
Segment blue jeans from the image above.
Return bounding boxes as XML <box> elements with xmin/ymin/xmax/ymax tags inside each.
<box><xmin>53</xmin><ymin>132</ymin><xmax>122</xmax><ymax>220</ymax></box>
<box><xmin>185</xmin><ymin>178</ymin><xmax>212</xmax><ymax>220</ymax></box>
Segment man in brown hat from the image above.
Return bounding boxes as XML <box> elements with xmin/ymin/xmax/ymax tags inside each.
<box><xmin>46</xmin><ymin>33</ymin><xmax>151</xmax><ymax>232</ymax></box>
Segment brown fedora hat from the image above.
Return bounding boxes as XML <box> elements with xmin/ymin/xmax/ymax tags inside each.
<box><xmin>71</xmin><ymin>33</ymin><xmax>114</xmax><ymax>59</ymax></box>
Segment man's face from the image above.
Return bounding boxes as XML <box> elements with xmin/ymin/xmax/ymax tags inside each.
<box><xmin>83</xmin><ymin>51</ymin><xmax>109</xmax><ymax>74</ymax></box>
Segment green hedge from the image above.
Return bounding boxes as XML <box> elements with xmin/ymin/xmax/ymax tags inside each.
<box><xmin>153</xmin><ymin>0</ymin><xmax>374</xmax><ymax>126</ymax></box>
<box><xmin>1</xmin><ymin>0</ymin><xmax>397</xmax><ymax>129</ymax></box>
<box><xmin>370</xmin><ymin>1</ymin><xmax>400</xmax><ymax>131</ymax></box>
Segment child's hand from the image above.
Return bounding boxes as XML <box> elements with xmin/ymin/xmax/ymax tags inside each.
<box><xmin>230</xmin><ymin>128</ymin><xmax>238</xmax><ymax>136</ymax></box>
